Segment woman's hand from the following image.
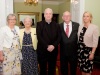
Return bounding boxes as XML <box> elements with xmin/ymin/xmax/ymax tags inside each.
<box><xmin>89</xmin><ymin>53</ymin><xmax>94</xmax><ymax>60</ymax></box>
<box><xmin>0</xmin><ymin>51</ymin><xmax>4</xmax><ymax>62</ymax></box>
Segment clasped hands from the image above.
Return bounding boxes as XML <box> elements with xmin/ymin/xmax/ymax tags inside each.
<box><xmin>47</xmin><ymin>45</ymin><xmax>55</xmax><ymax>52</ymax></box>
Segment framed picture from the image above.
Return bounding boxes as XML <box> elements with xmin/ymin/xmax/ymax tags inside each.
<box><xmin>17</xmin><ymin>12</ymin><xmax>39</xmax><ymax>28</ymax></box>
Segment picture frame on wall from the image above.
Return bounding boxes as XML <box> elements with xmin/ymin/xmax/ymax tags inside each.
<box><xmin>17</xmin><ymin>12</ymin><xmax>39</xmax><ymax>28</ymax></box>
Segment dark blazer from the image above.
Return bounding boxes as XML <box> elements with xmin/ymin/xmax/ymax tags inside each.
<box><xmin>36</xmin><ymin>20</ymin><xmax>61</xmax><ymax>55</ymax></box>
<box><xmin>60</xmin><ymin>21</ymin><xmax>79</xmax><ymax>56</ymax></box>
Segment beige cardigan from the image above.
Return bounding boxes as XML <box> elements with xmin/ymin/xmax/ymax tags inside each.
<box><xmin>78</xmin><ymin>24</ymin><xmax>99</xmax><ymax>47</ymax></box>
<box><xmin>19</xmin><ymin>28</ymin><xmax>37</xmax><ymax>50</ymax></box>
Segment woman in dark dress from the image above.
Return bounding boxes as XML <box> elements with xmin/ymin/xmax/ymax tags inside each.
<box><xmin>19</xmin><ymin>16</ymin><xmax>38</xmax><ymax>75</ymax></box>
<box><xmin>78</xmin><ymin>12</ymin><xmax>99</xmax><ymax>75</ymax></box>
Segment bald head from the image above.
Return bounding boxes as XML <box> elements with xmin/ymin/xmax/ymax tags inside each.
<box><xmin>62</xmin><ymin>11</ymin><xmax>71</xmax><ymax>24</ymax></box>
<box><xmin>63</xmin><ymin>11</ymin><xmax>71</xmax><ymax>16</ymax></box>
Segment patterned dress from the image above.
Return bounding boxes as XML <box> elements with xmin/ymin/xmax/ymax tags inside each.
<box><xmin>78</xmin><ymin>27</ymin><xmax>93</xmax><ymax>73</ymax></box>
<box><xmin>21</xmin><ymin>32</ymin><xmax>38</xmax><ymax>75</ymax></box>
<box><xmin>2</xmin><ymin>29</ymin><xmax>22</xmax><ymax>75</ymax></box>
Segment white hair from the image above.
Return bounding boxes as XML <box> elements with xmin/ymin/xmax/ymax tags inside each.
<box><xmin>23</xmin><ymin>16</ymin><xmax>32</xmax><ymax>23</ymax></box>
<box><xmin>44</xmin><ymin>8</ymin><xmax>53</xmax><ymax>14</ymax></box>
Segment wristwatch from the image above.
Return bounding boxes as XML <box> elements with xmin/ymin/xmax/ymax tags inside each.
<box><xmin>91</xmin><ymin>52</ymin><xmax>95</xmax><ymax>54</ymax></box>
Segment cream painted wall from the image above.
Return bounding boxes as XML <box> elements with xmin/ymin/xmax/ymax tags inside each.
<box><xmin>14</xmin><ymin>2</ymin><xmax>42</xmax><ymax>25</ymax></box>
<box><xmin>85</xmin><ymin>0</ymin><xmax>100</xmax><ymax>35</ymax></box>
<box><xmin>59</xmin><ymin>1</ymin><xmax>70</xmax><ymax>23</ymax></box>
<box><xmin>42</xmin><ymin>4</ymin><xmax>59</xmax><ymax>13</ymax></box>
<box><xmin>14</xmin><ymin>1</ymin><xmax>70</xmax><ymax>25</ymax></box>
<box><xmin>14</xmin><ymin>2</ymin><xmax>60</xmax><ymax>25</ymax></box>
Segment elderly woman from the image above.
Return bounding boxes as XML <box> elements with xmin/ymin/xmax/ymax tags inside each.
<box><xmin>19</xmin><ymin>16</ymin><xmax>38</xmax><ymax>75</ymax></box>
<box><xmin>78</xmin><ymin>11</ymin><xmax>99</xmax><ymax>75</ymax></box>
<box><xmin>0</xmin><ymin>14</ymin><xmax>22</xmax><ymax>75</ymax></box>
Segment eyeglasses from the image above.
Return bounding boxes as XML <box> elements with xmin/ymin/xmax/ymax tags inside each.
<box><xmin>8</xmin><ymin>19</ymin><xmax>16</xmax><ymax>20</ymax></box>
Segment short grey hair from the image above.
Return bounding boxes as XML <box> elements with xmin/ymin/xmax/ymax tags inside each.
<box><xmin>23</xmin><ymin>16</ymin><xmax>32</xmax><ymax>23</ymax></box>
<box><xmin>7</xmin><ymin>14</ymin><xmax>17</xmax><ymax>21</ymax></box>
<box><xmin>44</xmin><ymin>8</ymin><xmax>53</xmax><ymax>14</ymax></box>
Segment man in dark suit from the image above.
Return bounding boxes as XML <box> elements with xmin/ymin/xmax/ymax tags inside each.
<box><xmin>60</xmin><ymin>11</ymin><xmax>79</xmax><ymax>75</ymax></box>
<box><xmin>36</xmin><ymin>8</ymin><xmax>61</xmax><ymax>75</ymax></box>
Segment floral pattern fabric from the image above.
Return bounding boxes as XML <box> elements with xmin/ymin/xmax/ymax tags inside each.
<box><xmin>78</xmin><ymin>27</ymin><xmax>93</xmax><ymax>73</ymax></box>
<box><xmin>2</xmin><ymin>29</ymin><xmax>22</xmax><ymax>75</ymax></box>
<box><xmin>21</xmin><ymin>32</ymin><xmax>38</xmax><ymax>75</ymax></box>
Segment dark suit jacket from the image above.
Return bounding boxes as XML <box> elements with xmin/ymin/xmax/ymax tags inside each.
<box><xmin>60</xmin><ymin>21</ymin><xmax>79</xmax><ymax>56</ymax></box>
<box><xmin>36</xmin><ymin>20</ymin><xmax>61</xmax><ymax>56</ymax></box>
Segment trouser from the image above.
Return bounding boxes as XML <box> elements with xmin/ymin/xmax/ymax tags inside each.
<box><xmin>38</xmin><ymin>51</ymin><xmax>57</xmax><ymax>75</ymax></box>
<box><xmin>60</xmin><ymin>54</ymin><xmax>77</xmax><ymax>75</ymax></box>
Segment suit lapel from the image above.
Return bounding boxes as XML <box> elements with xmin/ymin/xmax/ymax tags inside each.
<box><xmin>61</xmin><ymin>23</ymin><xmax>69</xmax><ymax>38</ymax></box>
<box><xmin>69</xmin><ymin>22</ymin><xmax>74</xmax><ymax>38</ymax></box>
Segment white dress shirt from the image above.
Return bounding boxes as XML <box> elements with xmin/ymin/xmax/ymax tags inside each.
<box><xmin>0</xmin><ymin>25</ymin><xmax>19</xmax><ymax>51</ymax></box>
<box><xmin>64</xmin><ymin>21</ymin><xmax>72</xmax><ymax>37</ymax></box>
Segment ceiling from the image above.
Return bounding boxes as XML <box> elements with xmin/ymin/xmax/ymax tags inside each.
<box><xmin>14</xmin><ymin>0</ymin><xmax>70</xmax><ymax>2</ymax></box>
<box><xmin>14</xmin><ymin>0</ymin><xmax>70</xmax><ymax>5</ymax></box>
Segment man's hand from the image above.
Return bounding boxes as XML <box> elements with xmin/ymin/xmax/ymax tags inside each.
<box><xmin>47</xmin><ymin>45</ymin><xmax>55</xmax><ymax>52</ymax></box>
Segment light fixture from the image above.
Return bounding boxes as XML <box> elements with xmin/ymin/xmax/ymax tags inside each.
<box><xmin>24</xmin><ymin>0</ymin><xmax>38</xmax><ymax>5</ymax></box>
<box><xmin>71</xmin><ymin>0</ymin><xmax>78</xmax><ymax>4</ymax></box>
